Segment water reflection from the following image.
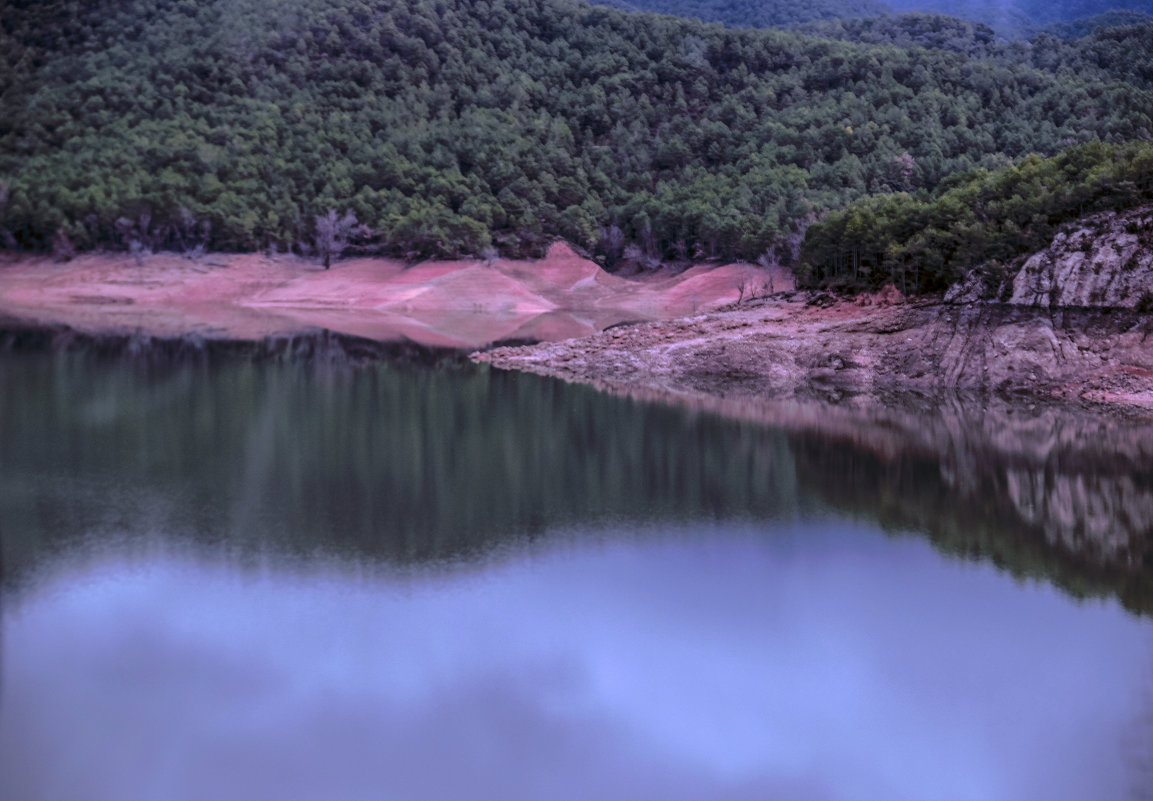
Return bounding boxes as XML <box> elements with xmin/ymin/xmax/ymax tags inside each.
<box><xmin>0</xmin><ymin>343</ymin><xmax>805</xmax><ymax>594</ymax></box>
<box><xmin>1</xmin><ymin>339</ymin><xmax>1151</xmax><ymax>614</ymax></box>
<box><xmin>1126</xmin><ymin>654</ymin><xmax>1153</xmax><ymax>800</ymax></box>
<box><xmin>1</xmin><ymin>525</ymin><xmax>1149</xmax><ymax>801</ymax></box>
<box><xmin>2</xmin><ymin>339</ymin><xmax>1153</xmax><ymax>799</ymax></box>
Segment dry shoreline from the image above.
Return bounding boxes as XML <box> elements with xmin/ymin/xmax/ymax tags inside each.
<box><xmin>473</xmin><ymin>205</ymin><xmax>1153</xmax><ymax>420</ymax></box>
<box><xmin>0</xmin><ymin>244</ymin><xmax>788</xmax><ymax>349</ymax></box>
<box><xmin>474</xmin><ymin>292</ymin><xmax>1153</xmax><ymax>419</ymax></box>
<box><xmin>2</xmin><ymin>242</ymin><xmax>1152</xmax><ymax>421</ymax></box>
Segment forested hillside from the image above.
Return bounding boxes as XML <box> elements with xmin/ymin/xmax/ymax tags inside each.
<box><xmin>1040</xmin><ymin>9</ymin><xmax>1153</xmax><ymax>37</ymax></box>
<box><xmin>1</xmin><ymin>0</ymin><xmax>1152</xmax><ymax>266</ymax></box>
<box><xmin>794</xmin><ymin>15</ymin><xmax>1153</xmax><ymax>88</ymax></box>
<box><xmin>799</xmin><ymin>140</ymin><xmax>1153</xmax><ymax>294</ymax></box>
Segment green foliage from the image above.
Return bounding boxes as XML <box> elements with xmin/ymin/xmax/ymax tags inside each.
<box><xmin>1041</xmin><ymin>9</ymin><xmax>1153</xmax><ymax>38</ymax></box>
<box><xmin>1</xmin><ymin>0</ymin><xmax>1152</xmax><ymax>264</ymax></box>
<box><xmin>797</xmin><ymin>15</ymin><xmax>1153</xmax><ymax>92</ymax></box>
<box><xmin>884</xmin><ymin>0</ymin><xmax>1153</xmax><ymax>36</ymax></box>
<box><xmin>795</xmin><ymin>13</ymin><xmax>1000</xmax><ymax>55</ymax></box>
<box><xmin>799</xmin><ymin>140</ymin><xmax>1153</xmax><ymax>294</ymax></box>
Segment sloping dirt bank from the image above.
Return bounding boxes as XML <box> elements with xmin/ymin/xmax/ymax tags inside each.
<box><xmin>0</xmin><ymin>243</ymin><xmax>789</xmax><ymax>348</ymax></box>
<box><xmin>475</xmin><ymin>294</ymin><xmax>1153</xmax><ymax>417</ymax></box>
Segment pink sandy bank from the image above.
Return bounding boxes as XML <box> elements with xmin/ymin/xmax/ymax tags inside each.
<box><xmin>0</xmin><ymin>242</ymin><xmax>791</xmax><ymax>348</ymax></box>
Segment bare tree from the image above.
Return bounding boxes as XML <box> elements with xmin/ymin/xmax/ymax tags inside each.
<box><xmin>756</xmin><ymin>251</ymin><xmax>776</xmax><ymax>295</ymax></box>
<box><xmin>481</xmin><ymin>245</ymin><xmax>499</xmax><ymax>267</ymax></box>
<box><xmin>737</xmin><ymin>275</ymin><xmax>749</xmax><ymax>304</ymax></box>
<box><xmin>894</xmin><ymin>151</ymin><xmax>917</xmax><ymax>191</ymax></box>
<box><xmin>314</xmin><ymin>209</ymin><xmax>357</xmax><ymax>269</ymax></box>
<box><xmin>596</xmin><ymin>225</ymin><xmax>626</xmax><ymax>268</ymax></box>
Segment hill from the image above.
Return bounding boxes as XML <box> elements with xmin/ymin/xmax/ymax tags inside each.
<box><xmin>886</xmin><ymin>0</ymin><xmax>1153</xmax><ymax>30</ymax></box>
<box><xmin>1</xmin><ymin>0</ymin><xmax>1151</xmax><ymax>266</ymax></box>
<box><xmin>799</xmin><ymin>140</ymin><xmax>1153</xmax><ymax>294</ymax></box>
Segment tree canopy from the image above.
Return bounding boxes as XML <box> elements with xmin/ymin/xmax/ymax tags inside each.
<box><xmin>799</xmin><ymin>140</ymin><xmax>1153</xmax><ymax>294</ymax></box>
<box><xmin>1</xmin><ymin>0</ymin><xmax>1151</xmax><ymax>268</ymax></box>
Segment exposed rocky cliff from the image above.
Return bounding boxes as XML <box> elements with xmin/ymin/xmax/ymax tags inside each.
<box><xmin>478</xmin><ymin>299</ymin><xmax>1153</xmax><ymax>412</ymax></box>
<box><xmin>947</xmin><ymin>205</ymin><xmax>1153</xmax><ymax>308</ymax></box>
<box><xmin>1011</xmin><ymin>211</ymin><xmax>1153</xmax><ymax>308</ymax></box>
<box><xmin>483</xmin><ymin>204</ymin><xmax>1153</xmax><ymax>412</ymax></box>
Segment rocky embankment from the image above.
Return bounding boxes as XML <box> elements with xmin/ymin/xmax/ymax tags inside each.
<box><xmin>478</xmin><ymin>206</ymin><xmax>1153</xmax><ymax>414</ymax></box>
<box><xmin>476</xmin><ymin>297</ymin><xmax>1153</xmax><ymax>412</ymax></box>
<box><xmin>474</xmin><ymin>206</ymin><xmax>1153</xmax><ymax>595</ymax></box>
<box><xmin>948</xmin><ymin>205</ymin><xmax>1153</xmax><ymax>309</ymax></box>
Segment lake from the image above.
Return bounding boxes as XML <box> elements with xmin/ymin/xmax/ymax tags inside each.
<box><xmin>1</xmin><ymin>335</ymin><xmax>1151</xmax><ymax>801</ymax></box>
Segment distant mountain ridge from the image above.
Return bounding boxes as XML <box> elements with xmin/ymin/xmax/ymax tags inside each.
<box><xmin>888</xmin><ymin>0</ymin><xmax>1153</xmax><ymax>26</ymax></box>
<box><xmin>596</xmin><ymin>0</ymin><xmax>1153</xmax><ymax>34</ymax></box>
<box><xmin>1039</xmin><ymin>8</ymin><xmax>1153</xmax><ymax>36</ymax></box>
<box><xmin>593</xmin><ymin>0</ymin><xmax>894</xmax><ymax>27</ymax></box>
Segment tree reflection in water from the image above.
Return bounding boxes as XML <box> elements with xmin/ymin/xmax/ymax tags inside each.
<box><xmin>1</xmin><ymin>332</ymin><xmax>1152</xmax><ymax>800</ymax></box>
<box><xmin>0</xmin><ymin>331</ymin><xmax>1151</xmax><ymax>617</ymax></box>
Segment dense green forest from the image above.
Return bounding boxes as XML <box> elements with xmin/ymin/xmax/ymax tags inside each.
<box><xmin>1038</xmin><ymin>8</ymin><xmax>1153</xmax><ymax>36</ymax></box>
<box><xmin>1</xmin><ymin>0</ymin><xmax>1152</xmax><ymax>270</ymax></box>
<box><xmin>796</xmin><ymin>11</ymin><xmax>1153</xmax><ymax>79</ymax></box>
<box><xmin>799</xmin><ymin>140</ymin><xmax>1153</xmax><ymax>293</ymax></box>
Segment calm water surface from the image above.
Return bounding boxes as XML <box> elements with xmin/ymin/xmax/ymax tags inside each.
<box><xmin>1</xmin><ymin>343</ymin><xmax>1151</xmax><ymax>801</ymax></box>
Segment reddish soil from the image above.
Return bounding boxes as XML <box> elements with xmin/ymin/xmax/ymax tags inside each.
<box><xmin>0</xmin><ymin>243</ymin><xmax>791</xmax><ymax>348</ymax></box>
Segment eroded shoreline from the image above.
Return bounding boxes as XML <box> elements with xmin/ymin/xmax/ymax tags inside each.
<box><xmin>3</xmin><ymin>243</ymin><xmax>1153</xmax><ymax>421</ymax></box>
<box><xmin>474</xmin><ymin>293</ymin><xmax>1153</xmax><ymax>419</ymax></box>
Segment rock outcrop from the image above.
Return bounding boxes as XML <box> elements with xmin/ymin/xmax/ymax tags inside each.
<box><xmin>477</xmin><ymin>299</ymin><xmax>1153</xmax><ymax>412</ymax></box>
<box><xmin>1010</xmin><ymin>206</ymin><xmax>1153</xmax><ymax>309</ymax></box>
<box><xmin>481</xmin><ymin>204</ymin><xmax>1153</xmax><ymax>414</ymax></box>
<box><xmin>946</xmin><ymin>205</ymin><xmax>1153</xmax><ymax>309</ymax></box>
